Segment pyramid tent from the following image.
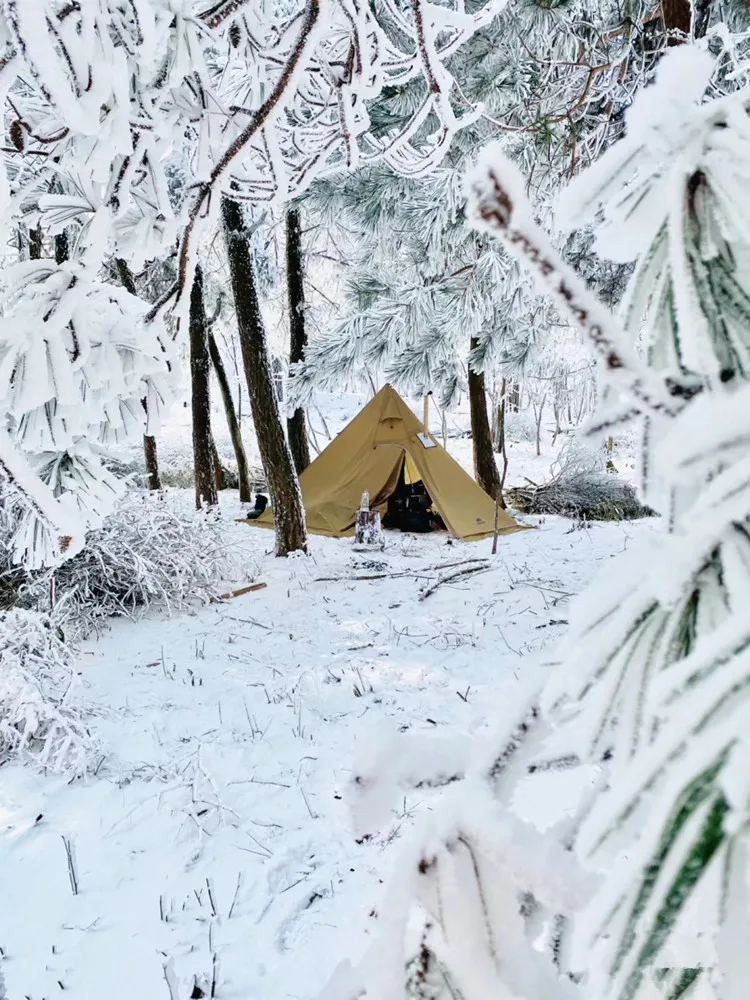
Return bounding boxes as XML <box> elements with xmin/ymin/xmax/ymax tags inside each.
<box><xmin>247</xmin><ymin>385</ymin><xmax>528</xmax><ymax>542</ymax></box>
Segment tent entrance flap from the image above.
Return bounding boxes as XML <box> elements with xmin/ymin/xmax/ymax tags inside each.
<box><xmin>245</xmin><ymin>384</ymin><xmax>530</xmax><ymax>541</ymax></box>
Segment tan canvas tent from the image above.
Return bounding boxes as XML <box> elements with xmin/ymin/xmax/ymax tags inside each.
<box><xmin>247</xmin><ymin>384</ymin><xmax>527</xmax><ymax>541</ymax></box>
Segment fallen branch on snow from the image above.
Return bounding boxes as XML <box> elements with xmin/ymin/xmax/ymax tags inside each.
<box><xmin>314</xmin><ymin>557</ymin><xmax>489</xmax><ymax>584</ymax></box>
<box><xmin>213</xmin><ymin>582</ymin><xmax>268</xmax><ymax>602</ymax></box>
<box><xmin>418</xmin><ymin>560</ymin><xmax>491</xmax><ymax>600</ymax></box>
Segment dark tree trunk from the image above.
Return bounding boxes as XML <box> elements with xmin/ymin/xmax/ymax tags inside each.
<box><xmin>285</xmin><ymin>205</ymin><xmax>311</xmax><ymax>475</ymax></box>
<box><xmin>28</xmin><ymin>225</ymin><xmax>42</xmax><ymax>260</ymax></box>
<box><xmin>211</xmin><ymin>437</ymin><xmax>226</xmax><ymax>491</ymax></box>
<box><xmin>221</xmin><ymin>196</ymin><xmax>307</xmax><ymax>555</ymax></box>
<box><xmin>469</xmin><ymin>338</ymin><xmax>502</xmax><ymax>501</ymax></box>
<box><xmin>661</xmin><ymin>0</ymin><xmax>691</xmax><ymax>42</ymax></box>
<box><xmin>208</xmin><ymin>331</ymin><xmax>252</xmax><ymax>503</ymax></box>
<box><xmin>143</xmin><ymin>433</ymin><xmax>162</xmax><ymax>491</ymax></box>
<box><xmin>54</xmin><ymin>231</ymin><xmax>69</xmax><ymax>265</ymax></box>
<box><xmin>116</xmin><ymin>258</ymin><xmax>162</xmax><ymax>492</ymax></box>
<box><xmin>189</xmin><ymin>264</ymin><xmax>218</xmax><ymax>510</ymax></box>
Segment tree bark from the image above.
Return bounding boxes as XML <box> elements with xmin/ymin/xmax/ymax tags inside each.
<box><xmin>221</xmin><ymin>196</ymin><xmax>307</xmax><ymax>555</ymax></box>
<box><xmin>116</xmin><ymin>258</ymin><xmax>162</xmax><ymax>492</ymax></box>
<box><xmin>189</xmin><ymin>264</ymin><xmax>218</xmax><ymax>509</ymax></box>
<box><xmin>28</xmin><ymin>225</ymin><xmax>42</xmax><ymax>260</ymax></box>
<box><xmin>54</xmin><ymin>231</ymin><xmax>69</xmax><ymax>265</ymax></box>
<box><xmin>143</xmin><ymin>433</ymin><xmax>162</xmax><ymax>491</ymax></box>
<box><xmin>468</xmin><ymin>338</ymin><xmax>502</xmax><ymax>501</ymax></box>
<box><xmin>661</xmin><ymin>0</ymin><xmax>691</xmax><ymax>42</ymax></box>
<box><xmin>211</xmin><ymin>436</ymin><xmax>226</xmax><ymax>491</ymax></box>
<box><xmin>208</xmin><ymin>331</ymin><xmax>252</xmax><ymax>502</ymax></box>
<box><xmin>285</xmin><ymin>205</ymin><xmax>311</xmax><ymax>475</ymax></box>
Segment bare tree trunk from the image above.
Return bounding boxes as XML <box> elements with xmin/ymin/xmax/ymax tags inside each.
<box><xmin>508</xmin><ymin>381</ymin><xmax>521</xmax><ymax>412</ymax></box>
<box><xmin>661</xmin><ymin>0</ymin><xmax>691</xmax><ymax>42</ymax></box>
<box><xmin>221</xmin><ymin>196</ymin><xmax>307</xmax><ymax>556</ymax></box>
<box><xmin>469</xmin><ymin>337</ymin><xmax>502</xmax><ymax>500</ymax></box>
<box><xmin>54</xmin><ymin>231</ymin><xmax>69</xmax><ymax>265</ymax></box>
<box><xmin>285</xmin><ymin>205</ymin><xmax>311</xmax><ymax>475</ymax></box>
<box><xmin>208</xmin><ymin>331</ymin><xmax>252</xmax><ymax>503</ymax></box>
<box><xmin>533</xmin><ymin>394</ymin><xmax>547</xmax><ymax>457</ymax></box>
<box><xmin>211</xmin><ymin>436</ymin><xmax>226</xmax><ymax>491</ymax></box>
<box><xmin>496</xmin><ymin>377</ymin><xmax>508</xmax><ymax>508</ymax></box>
<box><xmin>143</xmin><ymin>433</ymin><xmax>161</xmax><ymax>491</ymax></box>
<box><xmin>187</xmin><ymin>264</ymin><xmax>218</xmax><ymax>509</ymax></box>
<box><xmin>116</xmin><ymin>258</ymin><xmax>162</xmax><ymax>492</ymax></box>
<box><xmin>28</xmin><ymin>225</ymin><xmax>42</xmax><ymax>260</ymax></box>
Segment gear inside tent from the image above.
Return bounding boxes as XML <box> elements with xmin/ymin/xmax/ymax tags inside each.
<box><xmin>244</xmin><ymin>384</ymin><xmax>529</xmax><ymax>541</ymax></box>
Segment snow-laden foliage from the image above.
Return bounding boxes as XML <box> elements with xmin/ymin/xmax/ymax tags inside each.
<box><xmin>291</xmin><ymin>0</ymin><xmax>683</xmax><ymax>411</ymax></box>
<box><xmin>320</xmin><ymin>40</ymin><xmax>750</xmax><ymax>1000</ymax></box>
<box><xmin>0</xmin><ymin>0</ymin><xmax>506</xmax><ymax>568</ymax></box>
<box><xmin>0</xmin><ymin>608</ymin><xmax>93</xmax><ymax>777</ymax></box>
<box><xmin>1</xmin><ymin>492</ymin><xmax>235</xmax><ymax>641</ymax></box>
<box><xmin>0</xmin><ymin>263</ymin><xmax>176</xmax><ymax>568</ymax></box>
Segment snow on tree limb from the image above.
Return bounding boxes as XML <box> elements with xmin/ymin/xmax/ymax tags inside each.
<box><xmin>467</xmin><ymin>144</ymin><xmax>684</xmax><ymax>423</ymax></box>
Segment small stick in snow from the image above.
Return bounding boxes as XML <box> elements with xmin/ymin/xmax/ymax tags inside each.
<box><xmin>213</xmin><ymin>581</ymin><xmax>267</xmax><ymax>602</ymax></box>
<box><xmin>228</xmin><ymin>871</ymin><xmax>244</xmax><ymax>919</ymax></box>
<box><xmin>62</xmin><ymin>835</ymin><xmax>78</xmax><ymax>895</ymax></box>
<box><xmin>418</xmin><ymin>561</ymin><xmax>491</xmax><ymax>600</ymax></box>
<box><xmin>211</xmin><ymin>953</ymin><xmax>220</xmax><ymax>998</ymax></box>
<box><xmin>205</xmin><ymin>877</ymin><xmax>218</xmax><ymax>917</ymax></box>
<box><xmin>314</xmin><ymin>557</ymin><xmax>489</xmax><ymax>584</ymax></box>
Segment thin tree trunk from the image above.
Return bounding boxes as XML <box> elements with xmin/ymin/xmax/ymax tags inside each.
<box><xmin>116</xmin><ymin>258</ymin><xmax>162</xmax><ymax>492</ymax></box>
<box><xmin>285</xmin><ymin>205</ymin><xmax>311</xmax><ymax>475</ymax></box>
<box><xmin>533</xmin><ymin>394</ymin><xmax>547</xmax><ymax>457</ymax></box>
<box><xmin>28</xmin><ymin>225</ymin><xmax>42</xmax><ymax>260</ymax></box>
<box><xmin>661</xmin><ymin>0</ymin><xmax>691</xmax><ymax>42</ymax></box>
<box><xmin>143</xmin><ymin>433</ymin><xmax>161</xmax><ymax>491</ymax></box>
<box><xmin>468</xmin><ymin>337</ymin><xmax>502</xmax><ymax>501</ymax></box>
<box><xmin>208</xmin><ymin>331</ymin><xmax>252</xmax><ymax>502</ymax></box>
<box><xmin>54</xmin><ymin>231</ymin><xmax>69</xmax><ymax>265</ymax></box>
<box><xmin>211</xmin><ymin>437</ymin><xmax>227</xmax><ymax>491</ymax></box>
<box><xmin>221</xmin><ymin>196</ymin><xmax>307</xmax><ymax>555</ymax></box>
<box><xmin>496</xmin><ymin>377</ymin><xmax>508</xmax><ymax>509</ymax></box>
<box><xmin>508</xmin><ymin>381</ymin><xmax>521</xmax><ymax>412</ymax></box>
<box><xmin>189</xmin><ymin>264</ymin><xmax>218</xmax><ymax>509</ymax></box>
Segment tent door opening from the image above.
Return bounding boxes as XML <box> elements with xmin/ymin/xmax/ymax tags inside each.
<box><xmin>381</xmin><ymin>453</ymin><xmax>446</xmax><ymax>534</ymax></box>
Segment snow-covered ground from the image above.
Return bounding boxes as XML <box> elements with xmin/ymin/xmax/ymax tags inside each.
<box><xmin>0</xmin><ymin>503</ymin><xmax>655</xmax><ymax>1000</ymax></box>
<box><xmin>0</xmin><ymin>391</ymin><xmax>649</xmax><ymax>999</ymax></box>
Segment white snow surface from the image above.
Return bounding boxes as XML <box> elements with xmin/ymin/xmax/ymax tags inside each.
<box><xmin>0</xmin><ymin>495</ymin><xmax>655</xmax><ymax>999</ymax></box>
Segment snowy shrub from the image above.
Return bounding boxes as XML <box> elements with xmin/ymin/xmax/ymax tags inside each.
<box><xmin>507</xmin><ymin>440</ymin><xmax>656</xmax><ymax>521</ymax></box>
<box><xmin>47</xmin><ymin>494</ymin><xmax>234</xmax><ymax>639</ymax></box>
<box><xmin>1</xmin><ymin>493</ymin><xmax>236</xmax><ymax>640</ymax></box>
<box><xmin>0</xmin><ymin>609</ymin><xmax>93</xmax><ymax>776</ymax></box>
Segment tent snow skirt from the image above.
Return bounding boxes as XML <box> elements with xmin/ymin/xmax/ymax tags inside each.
<box><xmin>247</xmin><ymin>385</ymin><xmax>528</xmax><ymax>542</ymax></box>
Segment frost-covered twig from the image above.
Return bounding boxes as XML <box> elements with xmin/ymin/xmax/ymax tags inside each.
<box><xmin>467</xmin><ymin>146</ymin><xmax>684</xmax><ymax>422</ymax></box>
<box><xmin>62</xmin><ymin>834</ymin><xmax>78</xmax><ymax>895</ymax></box>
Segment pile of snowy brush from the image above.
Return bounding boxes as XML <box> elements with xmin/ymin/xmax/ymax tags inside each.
<box><xmin>506</xmin><ymin>441</ymin><xmax>656</xmax><ymax>521</ymax></box>
<box><xmin>0</xmin><ymin>493</ymin><xmax>231</xmax><ymax>777</ymax></box>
